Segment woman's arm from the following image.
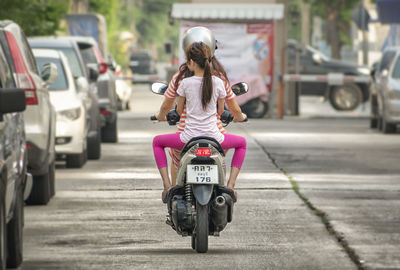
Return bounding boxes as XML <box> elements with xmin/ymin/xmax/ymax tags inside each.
<box><xmin>226</xmin><ymin>98</ymin><xmax>246</xmax><ymax>122</ymax></box>
<box><xmin>176</xmin><ymin>96</ymin><xmax>186</xmax><ymax>116</ymax></box>
<box><xmin>156</xmin><ymin>97</ymin><xmax>175</xmax><ymax>121</ymax></box>
<box><xmin>217</xmin><ymin>98</ymin><xmax>225</xmax><ymax>115</ymax></box>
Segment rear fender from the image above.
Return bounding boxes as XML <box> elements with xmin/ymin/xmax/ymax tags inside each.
<box><xmin>193</xmin><ymin>184</ymin><xmax>213</xmax><ymax>206</ymax></box>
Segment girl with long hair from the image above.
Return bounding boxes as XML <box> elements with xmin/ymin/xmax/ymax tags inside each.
<box><xmin>156</xmin><ymin>27</ymin><xmax>246</xmax><ymax>187</ymax></box>
<box><xmin>153</xmin><ymin>42</ymin><xmax>247</xmax><ymax>202</ymax></box>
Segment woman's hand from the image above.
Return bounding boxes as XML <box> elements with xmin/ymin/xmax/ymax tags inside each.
<box><xmin>155</xmin><ymin>112</ymin><xmax>167</xmax><ymax>121</ymax></box>
<box><xmin>233</xmin><ymin>113</ymin><xmax>247</xmax><ymax>122</ymax></box>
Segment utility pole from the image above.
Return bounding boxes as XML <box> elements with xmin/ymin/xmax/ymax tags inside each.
<box><xmin>69</xmin><ymin>0</ymin><xmax>89</xmax><ymax>13</ymax></box>
<box><xmin>277</xmin><ymin>0</ymin><xmax>289</xmax><ymax>119</ymax></box>
<box><xmin>361</xmin><ymin>0</ymin><xmax>369</xmax><ymax>65</ymax></box>
<box><xmin>301</xmin><ymin>3</ymin><xmax>310</xmax><ymax>45</ymax></box>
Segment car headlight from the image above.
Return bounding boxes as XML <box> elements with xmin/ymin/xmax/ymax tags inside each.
<box><xmin>58</xmin><ymin>107</ymin><xmax>81</xmax><ymax>121</ymax></box>
<box><xmin>357</xmin><ymin>67</ymin><xmax>370</xmax><ymax>76</ymax></box>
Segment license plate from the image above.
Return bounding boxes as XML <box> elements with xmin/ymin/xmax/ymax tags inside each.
<box><xmin>187</xmin><ymin>165</ymin><xmax>218</xmax><ymax>184</ymax></box>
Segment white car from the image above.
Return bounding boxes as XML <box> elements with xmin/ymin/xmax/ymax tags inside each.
<box><xmin>1</xmin><ymin>21</ymin><xmax>57</xmax><ymax>205</ymax></box>
<box><xmin>33</xmin><ymin>49</ymin><xmax>88</xmax><ymax>168</ymax></box>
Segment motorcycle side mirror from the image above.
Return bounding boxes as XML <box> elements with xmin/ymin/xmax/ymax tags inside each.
<box><xmin>151</xmin><ymin>82</ymin><xmax>168</xmax><ymax>95</ymax></box>
<box><xmin>231</xmin><ymin>82</ymin><xmax>248</xmax><ymax>96</ymax></box>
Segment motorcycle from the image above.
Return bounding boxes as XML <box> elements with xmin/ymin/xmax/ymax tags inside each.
<box><xmin>150</xmin><ymin>82</ymin><xmax>248</xmax><ymax>253</ymax></box>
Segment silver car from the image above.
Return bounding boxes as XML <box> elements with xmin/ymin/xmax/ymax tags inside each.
<box><xmin>376</xmin><ymin>47</ymin><xmax>400</xmax><ymax>133</ymax></box>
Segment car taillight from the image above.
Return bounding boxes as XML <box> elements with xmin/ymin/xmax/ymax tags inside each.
<box><xmin>93</xmin><ymin>46</ymin><xmax>107</xmax><ymax>74</ymax></box>
<box><xmin>5</xmin><ymin>31</ymin><xmax>37</xmax><ymax>105</ymax></box>
<box><xmin>99</xmin><ymin>62</ymin><xmax>108</xmax><ymax>74</ymax></box>
<box><xmin>196</xmin><ymin>148</ymin><xmax>211</xmax><ymax>157</ymax></box>
<box><xmin>100</xmin><ymin>109</ymin><xmax>110</xmax><ymax>116</ymax></box>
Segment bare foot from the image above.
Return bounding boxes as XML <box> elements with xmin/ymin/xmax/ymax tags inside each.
<box><xmin>162</xmin><ymin>186</ymin><xmax>172</xmax><ymax>203</ymax></box>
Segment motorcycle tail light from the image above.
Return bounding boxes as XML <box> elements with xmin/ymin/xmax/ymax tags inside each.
<box><xmin>196</xmin><ymin>148</ymin><xmax>211</xmax><ymax>157</ymax></box>
<box><xmin>100</xmin><ymin>109</ymin><xmax>111</xmax><ymax>116</ymax></box>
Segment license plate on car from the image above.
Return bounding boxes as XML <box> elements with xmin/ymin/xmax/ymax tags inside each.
<box><xmin>187</xmin><ymin>165</ymin><xmax>218</xmax><ymax>184</ymax></box>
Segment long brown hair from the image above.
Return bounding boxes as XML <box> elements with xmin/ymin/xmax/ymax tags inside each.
<box><xmin>185</xmin><ymin>42</ymin><xmax>213</xmax><ymax>110</ymax></box>
<box><xmin>174</xmin><ymin>53</ymin><xmax>229</xmax><ymax>93</ymax></box>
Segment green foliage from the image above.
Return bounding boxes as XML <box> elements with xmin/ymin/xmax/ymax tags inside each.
<box><xmin>89</xmin><ymin>0</ymin><xmax>179</xmax><ymax>67</ymax></box>
<box><xmin>288</xmin><ymin>0</ymin><xmax>302</xmax><ymax>41</ymax></box>
<box><xmin>0</xmin><ymin>0</ymin><xmax>68</xmax><ymax>36</ymax></box>
<box><xmin>89</xmin><ymin>0</ymin><xmax>119</xmax><ymax>62</ymax></box>
<box><xmin>308</xmin><ymin>0</ymin><xmax>361</xmax><ymax>44</ymax></box>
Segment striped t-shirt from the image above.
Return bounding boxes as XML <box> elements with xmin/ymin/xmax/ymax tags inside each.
<box><xmin>164</xmin><ymin>71</ymin><xmax>236</xmax><ymax>134</ymax></box>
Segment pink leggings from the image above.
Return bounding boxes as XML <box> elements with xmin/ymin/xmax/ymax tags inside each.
<box><xmin>153</xmin><ymin>133</ymin><xmax>246</xmax><ymax>169</ymax></box>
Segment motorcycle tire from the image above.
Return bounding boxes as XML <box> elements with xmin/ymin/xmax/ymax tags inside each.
<box><xmin>241</xmin><ymin>98</ymin><xmax>268</xmax><ymax>119</ymax></box>
<box><xmin>195</xmin><ymin>202</ymin><xmax>208</xmax><ymax>253</ymax></box>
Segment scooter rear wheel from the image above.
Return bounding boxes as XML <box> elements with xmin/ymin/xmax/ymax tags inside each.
<box><xmin>195</xmin><ymin>202</ymin><xmax>208</xmax><ymax>253</ymax></box>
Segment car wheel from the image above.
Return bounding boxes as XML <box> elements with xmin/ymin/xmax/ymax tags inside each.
<box><xmin>6</xmin><ymin>185</ymin><xmax>23</xmax><ymax>269</ymax></box>
<box><xmin>370</xmin><ymin>94</ymin><xmax>378</xmax><ymax>129</ymax></box>
<box><xmin>241</xmin><ymin>98</ymin><xmax>268</xmax><ymax>119</ymax></box>
<box><xmin>26</xmin><ymin>173</ymin><xmax>50</xmax><ymax>205</ymax></box>
<box><xmin>0</xmin><ymin>177</ymin><xmax>6</xmax><ymax>270</ymax></box>
<box><xmin>87</xmin><ymin>128</ymin><xmax>101</xmax><ymax>160</ymax></box>
<box><xmin>370</xmin><ymin>118</ymin><xmax>377</xmax><ymax>129</ymax></box>
<box><xmin>66</xmin><ymin>150</ymin><xmax>87</xmax><ymax>168</ymax></box>
<box><xmin>48</xmin><ymin>160</ymin><xmax>56</xmax><ymax>198</ymax></box>
<box><xmin>117</xmin><ymin>99</ymin><xmax>123</xmax><ymax>111</ymax></box>
<box><xmin>101</xmin><ymin>118</ymin><xmax>118</xmax><ymax>143</ymax></box>
<box><xmin>329</xmin><ymin>84</ymin><xmax>362</xmax><ymax>111</ymax></box>
<box><xmin>382</xmin><ymin>119</ymin><xmax>397</xmax><ymax>134</ymax></box>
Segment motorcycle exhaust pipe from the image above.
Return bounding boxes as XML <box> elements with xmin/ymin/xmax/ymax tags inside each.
<box><xmin>211</xmin><ymin>195</ymin><xmax>229</xmax><ymax>232</ymax></box>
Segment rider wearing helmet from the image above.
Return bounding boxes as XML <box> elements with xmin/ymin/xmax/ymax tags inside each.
<box><xmin>155</xmin><ymin>26</ymin><xmax>246</xmax><ymax>186</ymax></box>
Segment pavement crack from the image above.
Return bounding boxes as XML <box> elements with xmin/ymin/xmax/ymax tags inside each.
<box><xmin>253</xmin><ymin>138</ymin><xmax>365</xmax><ymax>270</ymax></box>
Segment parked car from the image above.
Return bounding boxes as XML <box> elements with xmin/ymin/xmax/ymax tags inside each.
<box><xmin>33</xmin><ymin>49</ymin><xmax>88</xmax><ymax>167</ymax></box>
<box><xmin>370</xmin><ymin>47</ymin><xmax>400</xmax><ymax>133</ymax></box>
<box><xmin>129</xmin><ymin>51</ymin><xmax>157</xmax><ymax>75</ymax></box>
<box><xmin>370</xmin><ymin>48</ymin><xmax>397</xmax><ymax>130</ymax></box>
<box><xmin>70</xmin><ymin>36</ymin><xmax>119</xmax><ymax>143</ymax></box>
<box><xmin>0</xmin><ymin>21</ymin><xmax>57</xmax><ymax>205</ymax></box>
<box><xmin>287</xmin><ymin>39</ymin><xmax>370</xmax><ymax>111</ymax></box>
<box><xmin>28</xmin><ymin>36</ymin><xmax>102</xmax><ymax>159</ymax></box>
<box><xmin>0</xmin><ymin>37</ymin><xmax>30</xmax><ymax>269</ymax></box>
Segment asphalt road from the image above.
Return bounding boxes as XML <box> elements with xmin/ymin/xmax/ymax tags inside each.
<box><xmin>20</xmin><ymin>86</ymin><xmax>400</xmax><ymax>270</ymax></box>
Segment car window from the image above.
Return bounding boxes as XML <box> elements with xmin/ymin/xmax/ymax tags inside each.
<box><xmin>391</xmin><ymin>56</ymin><xmax>400</xmax><ymax>79</ymax></box>
<box><xmin>36</xmin><ymin>57</ymin><xmax>68</xmax><ymax>90</ymax></box>
<box><xmin>18</xmin><ymin>32</ymin><xmax>40</xmax><ymax>74</ymax></box>
<box><xmin>56</xmin><ymin>48</ymin><xmax>84</xmax><ymax>78</ymax></box>
<box><xmin>379</xmin><ymin>51</ymin><xmax>396</xmax><ymax>72</ymax></box>
<box><xmin>306</xmin><ymin>45</ymin><xmax>329</xmax><ymax>61</ymax></box>
<box><xmin>79</xmin><ymin>46</ymin><xmax>98</xmax><ymax>64</ymax></box>
<box><xmin>0</xmin><ymin>43</ymin><xmax>15</xmax><ymax>88</ymax></box>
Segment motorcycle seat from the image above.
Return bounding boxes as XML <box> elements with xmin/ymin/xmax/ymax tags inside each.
<box><xmin>180</xmin><ymin>136</ymin><xmax>225</xmax><ymax>157</ymax></box>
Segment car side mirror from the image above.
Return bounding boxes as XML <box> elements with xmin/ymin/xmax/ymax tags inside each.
<box><xmin>151</xmin><ymin>82</ymin><xmax>168</xmax><ymax>95</ymax></box>
<box><xmin>75</xmin><ymin>76</ymin><xmax>89</xmax><ymax>93</ymax></box>
<box><xmin>312</xmin><ymin>53</ymin><xmax>323</xmax><ymax>65</ymax></box>
<box><xmin>88</xmin><ymin>65</ymin><xmax>99</xmax><ymax>82</ymax></box>
<box><xmin>41</xmin><ymin>62</ymin><xmax>58</xmax><ymax>84</ymax></box>
<box><xmin>0</xmin><ymin>88</ymin><xmax>26</xmax><ymax>121</ymax></box>
<box><xmin>231</xmin><ymin>82</ymin><xmax>249</xmax><ymax>96</ymax></box>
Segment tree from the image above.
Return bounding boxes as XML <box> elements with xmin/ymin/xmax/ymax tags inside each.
<box><xmin>0</xmin><ymin>0</ymin><xmax>68</xmax><ymax>36</ymax></box>
<box><xmin>308</xmin><ymin>0</ymin><xmax>361</xmax><ymax>59</ymax></box>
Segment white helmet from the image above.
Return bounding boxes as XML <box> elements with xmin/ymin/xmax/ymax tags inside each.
<box><xmin>182</xmin><ymin>26</ymin><xmax>216</xmax><ymax>56</ymax></box>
